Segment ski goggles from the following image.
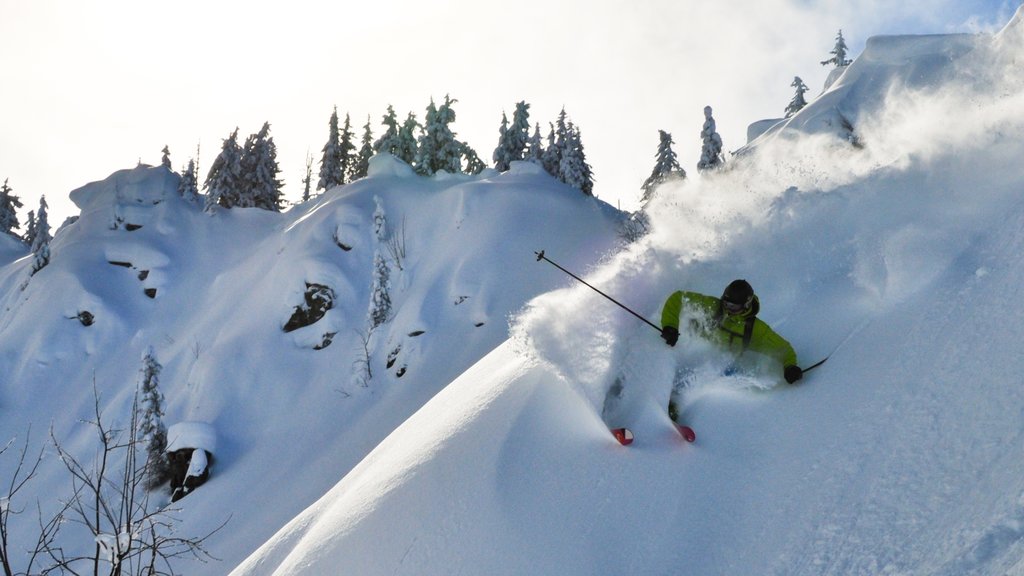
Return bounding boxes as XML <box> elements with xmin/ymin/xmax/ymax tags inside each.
<box><xmin>722</xmin><ymin>296</ymin><xmax>752</xmax><ymax>314</ymax></box>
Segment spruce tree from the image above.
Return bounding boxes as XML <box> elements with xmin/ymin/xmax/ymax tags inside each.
<box><xmin>526</xmin><ymin>123</ymin><xmax>544</xmax><ymax>164</ymax></box>
<box><xmin>178</xmin><ymin>159</ymin><xmax>200</xmax><ymax>203</ymax></box>
<box><xmin>0</xmin><ymin>178</ymin><xmax>23</xmax><ymax>238</ymax></box>
<box><xmin>397</xmin><ymin>112</ymin><xmax>420</xmax><ymax>166</ymax></box>
<box><xmin>22</xmin><ymin>209</ymin><xmax>36</xmax><ymax>247</ymax></box>
<box><xmin>821</xmin><ymin>29</ymin><xmax>853</xmax><ymax>68</ymax></box>
<box><xmin>416</xmin><ymin>95</ymin><xmax>464</xmax><ymax>175</ymax></box>
<box><xmin>508</xmin><ymin>101</ymin><xmax>531</xmax><ymax>162</ymax></box>
<box><xmin>558</xmin><ymin>122</ymin><xmax>594</xmax><ymax>195</ymax></box>
<box><xmin>369</xmin><ymin>196</ymin><xmax>392</xmax><ymax>329</ymax></box>
<box><xmin>240</xmin><ymin>122</ymin><xmax>283</xmax><ymax>211</ymax></box>
<box><xmin>137</xmin><ymin>347</ymin><xmax>170</xmax><ymax>490</ymax></box>
<box><xmin>541</xmin><ymin>121</ymin><xmax>560</xmax><ymax>177</ymax></box>
<box><xmin>697</xmin><ymin>106</ymin><xmax>725</xmax><ymax>172</ymax></box>
<box><xmin>338</xmin><ymin>113</ymin><xmax>357</xmax><ymax>184</ymax></box>
<box><xmin>161</xmin><ymin>146</ymin><xmax>172</xmax><ymax>169</ymax></box>
<box><xmin>785</xmin><ymin>77</ymin><xmax>810</xmax><ymax>118</ymax></box>
<box><xmin>351</xmin><ymin>116</ymin><xmax>374</xmax><ymax>181</ymax></box>
<box><xmin>30</xmin><ymin>196</ymin><xmax>51</xmax><ymax>274</ymax></box>
<box><xmin>204</xmin><ymin>128</ymin><xmax>243</xmax><ymax>210</ymax></box>
<box><xmin>318</xmin><ymin>107</ymin><xmax>345</xmax><ymax>192</ymax></box>
<box><xmin>492</xmin><ymin>112</ymin><xmax>512</xmax><ymax>172</ymax></box>
<box><xmin>641</xmin><ymin>130</ymin><xmax>685</xmax><ymax>204</ymax></box>
<box><xmin>373</xmin><ymin>105</ymin><xmax>402</xmax><ymax>157</ymax></box>
<box><xmin>302</xmin><ymin>153</ymin><xmax>314</xmax><ymax>202</ymax></box>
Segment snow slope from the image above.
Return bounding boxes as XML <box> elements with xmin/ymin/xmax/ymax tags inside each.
<box><xmin>231</xmin><ymin>7</ymin><xmax>1024</xmax><ymax>576</ymax></box>
<box><xmin>0</xmin><ymin>157</ymin><xmax>624</xmax><ymax>572</ymax></box>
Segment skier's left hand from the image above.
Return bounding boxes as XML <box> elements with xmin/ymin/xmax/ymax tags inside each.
<box><xmin>784</xmin><ymin>365</ymin><xmax>803</xmax><ymax>384</ymax></box>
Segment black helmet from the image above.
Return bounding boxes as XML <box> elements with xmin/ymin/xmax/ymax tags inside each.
<box><xmin>722</xmin><ymin>279</ymin><xmax>754</xmax><ymax>313</ymax></box>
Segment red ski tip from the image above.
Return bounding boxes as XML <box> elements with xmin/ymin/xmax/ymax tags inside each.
<box><xmin>611</xmin><ymin>427</ymin><xmax>634</xmax><ymax>446</ymax></box>
<box><xmin>676</xmin><ymin>424</ymin><xmax>696</xmax><ymax>443</ymax></box>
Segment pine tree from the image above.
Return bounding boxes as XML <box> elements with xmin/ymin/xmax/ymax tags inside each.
<box><xmin>785</xmin><ymin>77</ymin><xmax>810</xmax><ymax>118</ymax></box>
<box><xmin>462</xmin><ymin>144</ymin><xmax>486</xmax><ymax>175</ymax></box>
<box><xmin>351</xmin><ymin>116</ymin><xmax>374</xmax><ymax>181</ymax></box>
<box><xmin>178</xmin><ymin>159</ymin><xmax>200</xmax><ymax>203</ymax></box>
<box><xmin>541</xmin><ymin>121</ymin><xmax>561</xmax><ymax>177</ymax></box>
<box><xmin>0</xmin><ymin>178</ymin><xmax>23</xmax><ymax>238</ymax></box>
<box><xmin>821</xmin><ymin>29</ymin><xmax>853</xmax><ymax>68</ymax></box>
<box><xmin>416</xmin><ymin>95</ymin><xmax>464</xmax><ymax>175</ymax></box>
<box><xmin>204</xmin><ymin>128</ymin><xmax>243</xmax><ymax>210</ymax></box>
<box><xmin>369</xmin><ymin>196</ymin><xmax>392</xmax><ymax>329</ymax></box>
<box><xmin>373</xmin><ymin>105</ymin><xmax>402</xmax><ymax>157</ymax></box>
<box><xmin>137</xmin><ymin>347</ymin><xmax>170</xmax><ymax>490</ymax></box>
<box><xmin>161</xmin><ymin>146</ymin><xmax>172</xmax><ymax>169</ymax></box>
<box><xmin>558</xmin><ymin>122</ymin><xmax>594</xmax><ymax>195</ymax></box>
<box><xmin>302</xmin><ymin>153</ymin><xmax>314</xmax><ymax>202</ymax></box>
<box><xmin>641</xmin><ymin>130</ymin><xmax>685</xmax><ymax>204</ymax></box>
<box><xmin>30</xmin><ymin>196</ymin><xmax>51</xmax><ymax>274</ymax></box>
<box><xmin>318</xmin><ymin>107</ymin><xmax>345</xmax><ymax>192</ymax></box>
<box><xmin>397</xmin><ymin>112</ymin><xmax>420</xmax><ymax>166</ymax></box>
<box><xmin>239</xmin><ymin>122</ymin><xmax>283</xmax><ymax>211</ymax></box>
<box><xmin>697</xmin><ymin>106</ymin><xmax>725</xmax><ymax>172</ymax></box>
<box><xmin>492</xmin><ymin>112</ymin><xmax>512</xmax><ymax>172</ymax></box>
<box><xmin>22</xmin><ymin>209</ymin><xmax>36</xmax><ymax>247</ymax></box>
<box><xmin>526</xmin><ymin>123</ymin><xmax>544</xmax><ymax>164</ymax></box>
<box><xmin>508</xmin><ymin>101</ymin><xmax>531</xmax><ymax>162</ymax></box>
<box><xmin>338</xmin><ymin>113</ymin><xmax>357</xmax><ymax>184</ymax></box>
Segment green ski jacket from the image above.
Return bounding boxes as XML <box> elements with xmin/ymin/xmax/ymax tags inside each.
<box><xmin>661</xmin><ymin>290</ymin><xmax>798</xmax><ymax>368</ymax></box>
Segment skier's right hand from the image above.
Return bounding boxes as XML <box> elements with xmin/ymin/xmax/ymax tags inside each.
<box><xmin>661</xmin><ymin>325</ymin><xmax>679</xmax><ymax>347</ymax></box>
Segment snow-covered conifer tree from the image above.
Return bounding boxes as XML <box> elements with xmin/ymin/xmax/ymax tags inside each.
<box><xmin>137</xmin><ymin>347</ymin><xmax>170</xmax><ymax>490</ymax></box>
<box><xmin>416</xmin><ymin>95</ymin><xmax>465</xmax><ymax>175</ymax></box>
<box><xmin>558</xmin><ymin>122</ymin><xmax>594</xmax><ymax>196</ymax></box>
<box><xmin>0</xmin><ymin>178</ymin><xmax>23</xmax><ymax>238</ymax></box>
<box><xmin>30</xmin><ymin>196</ymin><xmax>51</xmax><ymax>274</ymax></box>
<box><xmin>161</xmin><ymin>146</ymin><xmax>172</xmax><ymax>169</ymax></box>
<box><xmin>369</xmin><ymin>196</ymin><xmax>392</xmax><ymax>329</ymax></box>
<box><xmin>821</xmin><ymin>29</ymin><xmax>852</xmax><ymax>68</ymax></box>
<box><xmin>526</xmin><ymin>123</ymin><xmax>544</xmax><ymax>164</ymax></box>
<box><xmin>462</xmin><ymin>144</ymin><xmax>486</xmax><ymax>175</ymax></box>
<box><xmin>641</xmin><ymin>130</ymin><xmax>685</xmax><ymax>204</ymax></box>
<box><xmin>351</xmin><ymin>116</ymin><xmax>374</xmax><ymax>181</ymax></box>
<box><xmin>697</xmin><ymin>106</ymin><xmax>725</xmax><ymax>172</ymax></box>
<box><xmin>541</xmin><ymin>121</ymin><xmax>561</xmax><ymax>177</ymax></box>
<box><xmin>204</xmin><ymin>128</ymin><xmax>243</xmax><ymax>210</ymax></box>
<box><xmin>373</xmin><ymin>105</ymin><xmax>402</xmax><ymax>157</ymax></box>
<box><xmin>397</xmin><ymin>112</ymin><xmax>420</xmax><ymax>166</ymax></box>
<box><xmin>240</xmin><ymin>122</ymin><xmax>283</xmax><ymax>211</ymax></box>
<box><xmin>492</xmin><ymin>112</ymin><xmax>512</xmax><ymax>172</ymax></box>
<box><xmin>178</xmin><ymin>159</ymin><xmax>200</xmax><ymax>203</ymax></box>
<box><xmin>338</xmin><ymin>113</ymin><xmax>357</xmax><ymax>184</ymax></box>
<box><xmin>508</xmin><ymin>101</ymin><xmax>531</xmax><ymax>162</ymax></box>
<box><xmin>785</xmin><ymin>77</ymin><xmax>810</xmax><ymax>118</ymax></box>
<box><xmin>318</xmin><ymin>107</ymin><xmax>345</xmax><ymax>192</ymax></box>
<box><xmin>22</xmin><ymin>209</ymin><xmax>36</xmax><ymax>247</ymax></box>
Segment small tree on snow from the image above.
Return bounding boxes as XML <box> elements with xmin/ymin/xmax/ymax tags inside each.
<box><xmin>558</xmin><ymin>122</ymin><xmax>594</xmax><ymax>196</ymax></box>
<box><xmin>526</xmin><ymin>123</ymin><xmax>544</xmax><ymax>164</ymax></box>
<box><xmin>239</xmin><ymin>122</ymin><xmax>283</xmax><ymax>211</ymax></box>
<box><xmin>30</xmin><ymin>196</ymin><xmax>51</xmax><ymax>274</ymax></box>
<box><xmin>369</xmin><ymin>253</ymin><xmax>392</xmax><ymax>329</ymax></box>
<box><xmin>0</xmin><ymin>178</ymin><xmax>23</xmax><ymax>239</ymax></box>
<box><xmin>821</xmin><ymin>29</ymin><xmax>853</xmax><ymax>68</ymax></box>
<box><xmin>373</xmin><ymin>105</ymin><xmax>402</xmax><ymax>158</ymax></box>
<box><xmin>138</xmin><ymin>347</ymin><xmax>170</xmax><ymax>490</ymax></box>
<box><xmin>697</xmin><ymin>105</ymin><xmax>725</xmax><ymax>172</ymax></box>
<box><xmin>161</xmin><ymin>146</ymin><xmax>172</xmax><ymax>169</ymax></box>
<box><xmin>415</xmin><ymin>95</ymin><xmax>466</xmax><ymax>175</ymax></box>
<box><xmin>318</xmin><ymin>107</ymin><xmax>346</xmax><ymax>192</ymax></box>
<box><xmin>178</xmin><ymin>158</ymin><xmax>200</xmax><ymax>203</ymax></box>
<box><xmin>204</xmin><ymin>128</ymin><xmax>243</xmax><ymax>210</ymax></box>
<box><xmin>785</xmin><ymin>76</ymin><xmax>810</xmax><ymax>118</ymax></box>
<box><xmin>396</xmin><ymin>112</ymin><xmax>420</xmax><ymax>166</ymax></box>
<box><xmin>492</xmin><ymin>112</ymin><xmax>512</xmax><ymax>172</ymax></box>
<box><xmin>641</xmin><ymin>130</ymin><xmax>685</xmax><ymax>205</ymax></box>
<box><xmin>351</xmin><ymin>116</ymin><xmax>374</xmax><ymax>181</ymax></box>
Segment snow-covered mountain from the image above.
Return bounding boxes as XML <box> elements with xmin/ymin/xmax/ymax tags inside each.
<box><xmin>4</xmin><ymin>6</ymin><xmax>1024</xmax><ymax>575</ymax></box>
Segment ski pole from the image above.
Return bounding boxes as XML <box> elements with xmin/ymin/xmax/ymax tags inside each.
<box><xmin>534</xmin><ymin>250</ymin><xmax>662</xmax><ymax>333</ymax></box>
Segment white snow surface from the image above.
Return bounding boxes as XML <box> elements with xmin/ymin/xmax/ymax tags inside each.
<box><xmin>4</xmin><ymin>8</ymin><xmax>1024</xmax><ymax>575</ymax></box>
<box><xmin>166</xmin><ymin>421</ymin><xmax>217</xmax><ymax>454</ymax></box>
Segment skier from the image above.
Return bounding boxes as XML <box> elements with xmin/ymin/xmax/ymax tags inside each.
<box><xmin>661</xmin><ymin>279</ymin><xmax>803</xmax><ymax>382</ymax></box>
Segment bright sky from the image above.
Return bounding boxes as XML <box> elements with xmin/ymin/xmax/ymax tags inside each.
<box><xmin>0</xmin><ymin>0</ymin><xmax>1016</xmax><ymax>229</ymax></box>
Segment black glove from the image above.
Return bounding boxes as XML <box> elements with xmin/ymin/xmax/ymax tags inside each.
<box><xmin>661</xmin><ymin>326</ymin><xmax>679</xmax><ymax>347</ymax></box>
<box><xmin>784</xmin><ymin>365</ymin><xmax>803</xmax><ymax>384</ymax></box>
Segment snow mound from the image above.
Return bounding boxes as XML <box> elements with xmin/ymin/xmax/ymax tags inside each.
<box><xmin>167</xmin><ymin>422</ymin><xmax>217</xmax><ymax>453</ymax></box>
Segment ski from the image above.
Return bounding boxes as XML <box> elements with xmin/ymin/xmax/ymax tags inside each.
<box><xmin>610</xmin><ymin>427</ymin><xmax>634</xmax><ymax>446</ymax></box>
<box><xmin>675</xmin><ymin>424</ymin><xmax>696</xmax><ymax>443</ymax></box>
